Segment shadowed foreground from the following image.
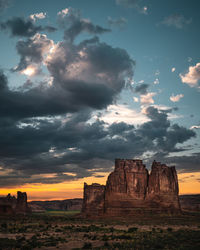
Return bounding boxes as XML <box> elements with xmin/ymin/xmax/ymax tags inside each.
<box><xmin>0</xmin><ymin>211</ymin><xmax>200</xmax><ymax>249</ymax></box>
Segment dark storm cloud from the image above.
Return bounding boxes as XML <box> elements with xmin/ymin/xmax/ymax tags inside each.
<box><xmin>164</xmin><ymin>153</ymin><xmax>200</xmax><ymax>173</ymax></box>
<box><xmin>134</xmin><ymin>83</ymin><xmax>149</xmax><ymax>95</ymax></box>
<box><xmin>0</xmin><ymin>70</ymin><xmax>8</xmax><ymax>90</ymax></box>
<box><xmin>0</xmin><ymin>76</ymin><xmax>112</xmax><ymax>120</ymax></box>
<box><xmin>0</xmin><ymin>34</ymin><xmax>134</xmax><ymax>119</ymax></box>
<box><xmin>0</xmin><ymin>100</ymin><xmax>196</xmax><ymax>187</ymax></box>
<box><xmin>45</xmin><ymin>37</ymin><xmax>134</xmax><ymax>104</ymax></box>
<box><xmin>0</xmin><ymin>7</ymin><xmax>197</xmax><ymax>187</ymax></box>
<box><xmin>139</xmin><ymin>106</ymin><xmax>196</xmax><ymax>154</ymax></box>
<box><xmin>0</xmin><ymin>17</ymin><xmax>56</xmax><ymax>37</ymax></box>
<box><xmin>57</xmin><ymin>7</ymin><xmax>110</xmax><ymax>42</ymax></box>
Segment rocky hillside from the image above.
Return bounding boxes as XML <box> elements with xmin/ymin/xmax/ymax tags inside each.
<box><xmin>179</xmin><ymin>194</ymin><xmax>200</xmax><ymax>211</ymax></box>
<box><xmin>29</xmin><ymin>198</ymin><xmax>82</xmax><ymax>212</ymax></box>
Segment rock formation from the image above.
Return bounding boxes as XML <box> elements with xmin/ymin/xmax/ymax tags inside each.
<box><xmin>82</xmin><ymin>183</ymin><xmax>105</xmax><ymax>216</ymax></box>
<box><xmin>0</xmin><ymin>191</ymin><xmax>31</xmax><ymax>216</ymax></box>
<box><xmin>82</xmin><ymin>159</ymin><xmax>181</xmax><ymax>217</ymax></box>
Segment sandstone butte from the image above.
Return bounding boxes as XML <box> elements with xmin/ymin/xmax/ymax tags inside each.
<box><xmin>0</xmin><ymin>191</ymin><xmax>31</xmax><ymax>216</ymax></box>
<box><xmin>82</xmin><ymin>159</ymin><xmax>181</xmax><ymax>217</ymax></box>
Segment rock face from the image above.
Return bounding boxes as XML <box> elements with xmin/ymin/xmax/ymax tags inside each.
<box><xmin>147</xmin><ymin>160</ymin><xmax>180</xmax><ymax>211</ymax></box>
<box><xmin>82</xmin><ymin>159</ymin><xmax>181</xmax><ymax>217</ymax></box>
<box><xmin>0</xmin><ymin>191</ymin><xmax>31</xmax><ymax>216</ymax></box>
<box><xmin>82</xmin><ymin>183</ymin><xmax>105</xmax><ymax>216</ymax></box>
<box><xmin>16</xmin><ymin>191</ymin><xmax>30</xmax><ymax>214</ymax></box>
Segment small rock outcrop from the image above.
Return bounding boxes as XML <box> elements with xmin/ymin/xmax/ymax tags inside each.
<box><xmin>82</xmin><ymin>183</ymin><xmax>105</xmax><ymax>216</ymax></box>
<box><xmin>0</xmin><ymin>191</ymin><xmax>31</xmax><ymax>216</ymax></box>
<box><xmin>82</xmin><ymin>159</ymin><xmax>181</xmax><ymax>217</ymax></box>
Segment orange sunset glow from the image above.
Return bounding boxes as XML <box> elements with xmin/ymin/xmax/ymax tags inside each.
<box><xmin>0</xmin><ymin>171</ymin><xmax>200</xmax><ymax>201</ymax></box>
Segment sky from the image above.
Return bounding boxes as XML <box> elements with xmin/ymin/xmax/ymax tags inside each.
<box><xmin>0</xmin><ymin>0</ymin><xmax>200</xmax><ymax>200</ymax></box>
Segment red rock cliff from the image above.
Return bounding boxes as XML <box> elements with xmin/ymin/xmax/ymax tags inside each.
<box><xmin>82</xmin><ymin>159</ymin><xmax>181</xmax><ymax>217</ymax></box>
<box><xmin>82</xmin><ymin>183</ymin><xmax>105</xmax><ymax>216</ymax></box>
<box><xmin>147</xmin><ymin>160</ymin><xmax>180</xmax><ymax>211</ymax></box>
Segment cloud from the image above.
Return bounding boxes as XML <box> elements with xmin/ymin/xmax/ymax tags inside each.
<box><xmin>0</xmin><ymin>91</ymin><xmax>195</xmax><ymax>187</ymax></box>
<box><xmin>116</xmin><ymin>0</ymin><xmax>148</xmax><ymax>14</ymax></box>
<box><xmin>180</xmin><ymin>62</ymin><xmax>200</xmax><ymax>88</ymax></box>
<box><xmin>57</xmin><ymin>7</ymin><xmax>110</xmax><ymax>42</ymax></box>
<box><xmin>142</xmin><ymin>6</ymin><xmax>148</xmax><ymax>15</ymax></box>
<box><xmin>0</xmin><ymin>34</ymin><xmax>135</xmax><ymax>119</ymax></box>
<box><xmin>134</xmin><ymin>83</ymin><xmax>149</xmax><ymax>95</ymax></box>
<box><xmin>13</xmin><ymin>33</ymin><xmax>54</xmax><ymax>73</ymax></box>
<box><xmin>170</xmin><ymin>94</ymin><xmax>184</xmax><ymax>102</ymax></box>
<box><xmin>140</xmin><ymin>92</ymin><xmax>156</xmax><ymax>105</ymax></box>
<box><xmin>171</xmin><ymin>67</ymin><xmax>176</xmax><ymax>72</ymax></box>
<box><xmin>29</xmin><ymin>12</ymin><xmax>46</xmax><ymax>22</ymax></box>
<box><xmin>161</xmin><ymin>14</ymin><xmax>192</xmax><ymax>29</ymax></box>
<box><xmin>45</xmin><ymin>36</ymin><xmax>135</xmax><ymax>103</ymax></box>
<box><xmin>133</xmin><ymin>97</ymin><xmax>139</xmax><ymax>102</ymax></box>
<box><xmin>164</xmin><ymin>153</ymin><xmax>200</xmax><ymax>173</ymax></box>
<box><xmin>96</xmin><ymin>104</ymin><xmax>149</xmax><ymax>125</ymax></box>
<box><xmin>0</xmin><ymin>17</ymin><xmax>56</xmax><ymax>37</ymax></box>
<box><xmin>190</xmin><ymin>125</ymin><xmax>200</xmax><ymax>130</ymax></box>
<box><xmin>153</xmin><ymin>78</ymin><xmax>159</xmax><ymax>85</ymax></box>
<box><xmin>107</xmin><ymin>16</ymin><xmax>127</xmax><ymax>29</ymax></box>
<box><xmin>133</xmin><ymin>83</ymin><xmax>156</xmax><ymax>105</ymax></box>
<box><xmin>138</xmin><ymin>107</ymin><xmax>195</xmax><ymax>154</ymax></box>
<box><xmin>0</xmin><ymin>8</ymin><xmax>197</xmax><ymax>187</ymax></box>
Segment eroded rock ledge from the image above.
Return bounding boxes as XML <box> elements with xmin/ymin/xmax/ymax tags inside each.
<box><xmin>82</xmin><ymin>159</ymin><xmax>181</xmax><ymax>217</ymax></box>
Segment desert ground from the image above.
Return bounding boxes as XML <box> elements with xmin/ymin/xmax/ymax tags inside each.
<box><xmin>0</xmin><ymin>210</ymin><xmax>200</xmax><ymax>249</ymax></box>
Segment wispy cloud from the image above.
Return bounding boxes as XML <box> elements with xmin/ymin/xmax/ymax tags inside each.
<box><xmin>116</xmin><ymin>0</ymin><xmax>148</xmax><ymax>14</ymax></box>
<box><xmin>107</xmin><ymin>16</ymin><xmax>127</xmax><ymax>29</ymax></box>
<box><xmin>161</xmin><ymin>14</ymin><xmax>192</xmax><ymax>29</ymax></box>
<box><xmin>57</xmin><ymin>7</ymin><xmax>111</xmax><ymax>42</ymax></box>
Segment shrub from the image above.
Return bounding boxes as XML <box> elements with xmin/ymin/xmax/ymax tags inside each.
<box><xmin>128</xmin><ymin>227</ymin><xmax>138</xmax><ymax>233</ymax></box>
<box><xmin>82</xmin><ymin>242</ymin><xmax>92</xmax><ymax>249</ymax></box>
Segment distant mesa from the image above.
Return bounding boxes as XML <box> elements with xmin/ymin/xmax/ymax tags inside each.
<box><xmin>0</xmin><ymin>191</ymin><xmax>31</xmax><ymax>216</ymax></box>
<box><xmin>82</xmin><ymin>159</ymin><xmax>181</xmax><ymax>217</ymax></box>
<box><xmin>29</xmin><ymin>198</ymin><xmax>83</xmax><ymax>212</ymax></box>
